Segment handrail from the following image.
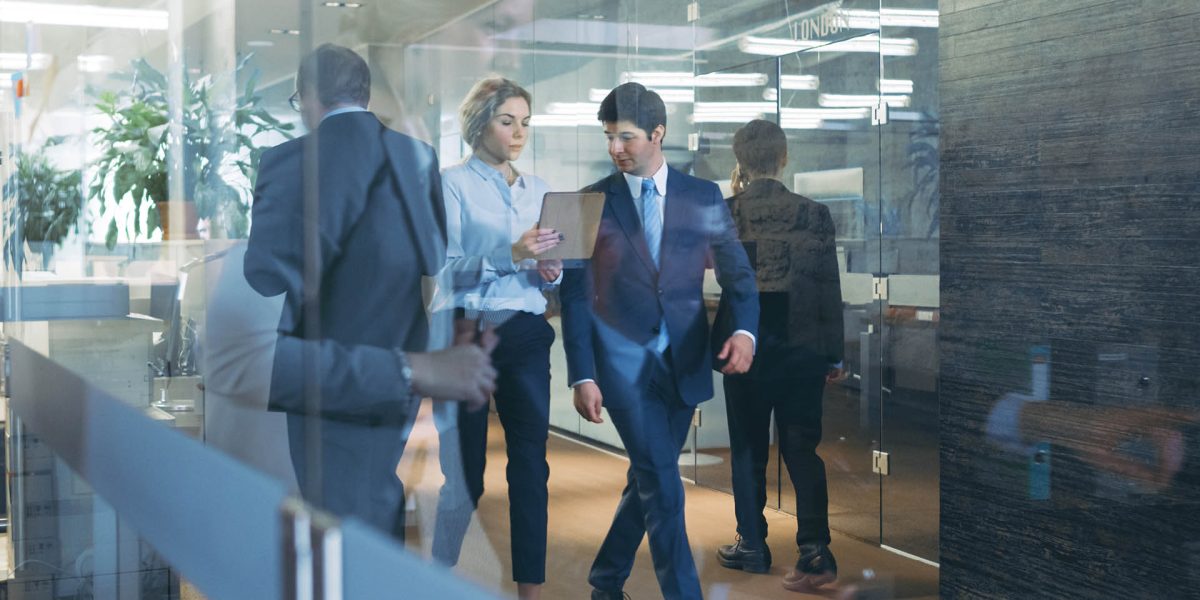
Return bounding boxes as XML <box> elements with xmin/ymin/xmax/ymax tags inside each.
<box><xmin>6</xmin><ymin>339</ymin><xmax>499</xmax><ymax>599</ymax></box>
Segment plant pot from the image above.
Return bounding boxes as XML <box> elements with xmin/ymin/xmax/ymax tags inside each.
<box><xmin>155</xmin><ymin>201</ymin><xmax>200</xmax><ymax>240</ymax></box>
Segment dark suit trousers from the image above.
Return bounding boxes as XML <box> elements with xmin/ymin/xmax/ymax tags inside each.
<box><xmin>448</xmin><ymin>311</ymin><xmax>554</xmax><ymax>584</ymax></box>
<box><xmin>287</xmin><ymin>415</ymin><xmax>410</xmax><ymax>541</ymax></box>
<box><xmin>723</xmin><ymin>367</ymin><xmax>831</xmax><ymax>548</ymax></box>
<box><xmin>589</xmin><ymin>350</ymin><xmax>703</xmax><ymax>600</ymax></box>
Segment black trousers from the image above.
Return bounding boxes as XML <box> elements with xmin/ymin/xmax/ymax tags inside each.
<box><xmin>723</xmin><ymin>368</ymin><xmax>831</xmax><ymax>547</ymax></box>
<box><xmin>453</xmin><ymin>311</ymin><xmax>554</xmax><ymax>584</ymax></box>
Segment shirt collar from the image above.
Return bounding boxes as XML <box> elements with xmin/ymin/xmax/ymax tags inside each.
<box><xmin>623</xmin><ymin>159</ymin><xmax>668</xmax><ymax>199</ymax></box>
<box><xmin>467</xmin><ymin>155</ymin><xmax>524</xmax><ymax>188</ymax></box>
<box><xmin>320</xmin><ymin>105</ymin><xmax>368</xmax><ymax>123</ymax></box>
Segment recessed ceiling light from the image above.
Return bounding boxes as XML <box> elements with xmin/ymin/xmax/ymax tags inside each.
<box><xmin>322</xmin><ymin>2</ymin><xmax>364</xmax><ymax>7</ymax></box>
<box><xmin>246</xmin><ymin>40</ymin><xmax>274</xmax><ymax>48</ymax></box>
<box><xmin>270</xmin><ymin>28</ymin><xmax>301</xmax><ymax>35</ymax></box>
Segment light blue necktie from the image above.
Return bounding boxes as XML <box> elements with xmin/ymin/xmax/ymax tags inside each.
<box><xmin>640</xmin><ymin>177</ymin><xmax>669</xmax><ymax>353</ymax></box>
<box><xmin>640</xmin><ymin>177</ymin><xmax>662</xmax><ymax>267</ymax></box>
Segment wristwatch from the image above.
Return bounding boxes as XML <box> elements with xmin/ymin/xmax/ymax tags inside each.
<box><xmin>393</xmin><ymin>348</ymin><xmax>414</xmax><ymax>396</ymax></box>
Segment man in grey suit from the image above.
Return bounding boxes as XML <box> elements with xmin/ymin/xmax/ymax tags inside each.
<box><xmin>244</xmin><ymin>44</ymin><xmax>495</xmax><ymax>538</ymax></box>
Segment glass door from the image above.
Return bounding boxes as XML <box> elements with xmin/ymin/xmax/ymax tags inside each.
<box><xmin>878</xmin><ymin>0</ymin><xmax>941</xmax><ymax>563</ymax></box>
<box><xmin>775</xmin><ymin>35</ymin><xmax>885</xmax><ymax>548</ymax></box>
<box><xmin>691</xmin><ymin>30</ymin><xmax>886</xmax><ymax>548</ymax></box>
<box><xmin>689</xmin><ymin>55</ymin><xmax>782</xmax><ymax>497</ymax></box>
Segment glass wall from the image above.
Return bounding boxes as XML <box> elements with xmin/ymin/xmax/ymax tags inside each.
<box><xmin>0</xmin><ymin>0</ymin><xmax>941</xmax><ymax>598</ymax></box>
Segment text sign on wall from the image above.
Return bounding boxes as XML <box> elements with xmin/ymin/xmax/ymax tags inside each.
<box><xmin>791</xmin><ymin>2</ymin><xmax>851</xmax><ymax>41</ymax></box>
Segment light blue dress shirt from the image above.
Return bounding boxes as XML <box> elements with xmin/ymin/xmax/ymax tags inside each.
<box><xmin>623</xmin><ymin>161</ymin><xmax>756</xmax><ymax>349</ymax></box>
<box><xmin>570</xmin><ymin>161</ymin><xmax>757</xmax><ymax>389</ymax></box>
<box><xmin>436</xmin><ymin>156</ymin><xmax>555</xmax><ymax>315</ymax></box>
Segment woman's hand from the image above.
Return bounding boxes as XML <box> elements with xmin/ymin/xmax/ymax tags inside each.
<box><xmin>537</xmin><ymin>259</ymin><xmax>563</xmax><ymax>282</ymax></box>
<box><xmin>512</xmin><ymin>222</ymin><xmax>561</xmax><ymax>262</ymax></box>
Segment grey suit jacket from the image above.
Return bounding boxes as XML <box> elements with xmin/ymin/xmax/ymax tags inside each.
<box><xmin>244</xmin><ymin>111</ymin><xmax>445</xmax><ymax>425</ymax></box>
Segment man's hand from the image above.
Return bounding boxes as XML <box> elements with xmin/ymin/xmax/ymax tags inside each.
<box><xmin>408</xmin><ymin>326</ymin><xmax>499</xmax><ymax>410</ymax></box>
<box><xmin>717</xmin><ymin>334</ymin><xmax>754</xmax><ymax>375</ymax></box>
<box><xmin>512</xmin><ymin>223</ymin><xmax>561</xmax><ymax>262</ymax></box>
<box><xmin>537</xmin><ymin>259</ymin><xmax>563</xmax><ymax>283</ymax></box>
<box><xmin>573</xmin><ymin>381</ymin><xmax>605</xmax><ymax>424</ymax></box>
<box><xmin>826</xmin><ymin>367</ymin><xmax>847</xmax><ymax>385</ymax></box>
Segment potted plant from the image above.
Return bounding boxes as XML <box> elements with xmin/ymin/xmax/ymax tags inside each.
<box><xmin>4</xmin><ymin>137</ymin><xmax>85</xmax><ymax>272</ymax></box>
<box><xmin>89</xmin><ymin>56</ymin><xmax>293</xmax><ymax>248</ymax></box>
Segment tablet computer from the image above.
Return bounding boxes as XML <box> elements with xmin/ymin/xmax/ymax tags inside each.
<box><xmin>536</xmin><ymin>191</ymin><xmax>606</xmax><ymax>266</ymax></box>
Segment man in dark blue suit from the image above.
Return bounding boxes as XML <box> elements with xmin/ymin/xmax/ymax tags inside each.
<box><xmin>244</xmin><ymin>44</ymin><xmax>496</xmax><ymax>539</ymax></box>
<box><xmin>561</xmin><ymin>83</ymin><xmax>760</xmax><ymax>600</ymax></box>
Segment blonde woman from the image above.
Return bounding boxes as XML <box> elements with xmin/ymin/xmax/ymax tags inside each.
<box><xmin>432</xmin><ymin>77</ymin><xmax>560</xmax><ymax>600</ymax></box>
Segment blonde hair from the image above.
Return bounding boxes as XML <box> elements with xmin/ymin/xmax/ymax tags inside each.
<box><xmin>459</xmin><ymin>77</ymin><xmax>532</xmax><ymax>149</ymax></box>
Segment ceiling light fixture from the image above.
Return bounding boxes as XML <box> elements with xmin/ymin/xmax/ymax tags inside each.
<box><xmin>270</xmin><ymin>28</ymin><xmax>301</xmax><ymax>36</ymax></box>
<box><xmin>246</xmin><ymin>40</ymin><xmax>275</xmax><ymax>48</ymax></box>
<box><xmin>529</xmin><ymin>114</ymin><xmax>596</xmax><ymax>127</ymax></box>
<box><xmin>322</xmin><ymin>2</ymin><xmax>364</xmax><ymax>7</ymax></box>
<box><xmin>0</xmin><ymin>1</ymin><xmax>168</xmax><ymax>30</ymax></box>
<box><xmin>77</xmin><ymin>54</ymin><xmax>114</xmax><ymax>73</ymax></box>
<box><xmin>621</xmin><ymin>71</ymin><xmax>768</xmax><ymax>88</ymax></box>
<box><xmin>0</xmin><ymin>53</ymin><xmax>52</xmax><ymax>71</ymax></box>
<box><xmin>879</xmin><ymin>79</ymin><xmax>914</xmax><ymax>94</ymax></box>
<box><xmin>588</xmin><ymin>88</ymin><xmax>695</xmax><ymax>104</ymax></box>
<box><xmin>546</xmin><ymin>102</ymin><xmax>600</xmax><ymax>116</ymax></box>
<box><xmin>840</xmin><ymin>8</ymin><xmax>939</xmax><ymax>29</ymax></box>
<box><xmin>783</xmin><ymin>107</ymin><xmax>871</xmax><ymax>120</ymax></box>
<box><xmin>818</xmin><ymin>93</ymin><xmax>910</xmax><ymax>108</ymax></box>
<box><xmin>781</xmin><ymin>74</ymin><xmax>819</xmax><ymax>90</ymax></box>
<box><xmin>739</xmin><ymin>34</ymin><xmax>918</xmax><ymax>57</ymax></box>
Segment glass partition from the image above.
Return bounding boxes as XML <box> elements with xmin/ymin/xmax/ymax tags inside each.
<box><xmin>1</xmin><ymin>1</ymin><xmax>942</xmax><ymax>598</ymax></box>
<box><xmin>878</xmin><ymin>0</ymin><xmax>940</xmax><ymax>562</ymax></box>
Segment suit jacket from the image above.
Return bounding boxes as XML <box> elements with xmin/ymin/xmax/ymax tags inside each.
<box><xmin>713</xmin><ymin>178</ymin><xmax>843</xmax><ymax>377</ymax></box>
<box><xmin>560</xmin><ymin>166</ymin><xmax>758</xmax><ymax>408</ymax></box>
<box><xmin>244</xmin><ymin>111</ymin><xmax>445</xmax><ymax>425</ymax></box>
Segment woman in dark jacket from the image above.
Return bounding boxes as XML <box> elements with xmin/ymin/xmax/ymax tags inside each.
<box><xmin>714</xmin><ymin>119</ymin><xmax>845</xmax><ymax>593</ymax></box>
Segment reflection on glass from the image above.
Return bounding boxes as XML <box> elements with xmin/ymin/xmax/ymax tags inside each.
<box><xmin>716</xmin><ymin>118</ymin><xmax>845</xmax><ymax>592</ymax></box>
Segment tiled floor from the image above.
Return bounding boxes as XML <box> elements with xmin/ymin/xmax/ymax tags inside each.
<box><xmin>399</xmin><ymin>405</ymin><xmax>939</xmax><ymax>599</ymax></box>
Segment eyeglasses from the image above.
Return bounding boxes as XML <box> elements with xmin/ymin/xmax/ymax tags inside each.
<box><xmin>288</xmin><ymin>91</ymin><xmax>300</xmax><ymax>112</ymax></box>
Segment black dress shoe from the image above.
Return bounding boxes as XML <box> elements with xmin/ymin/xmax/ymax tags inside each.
<box><xmin>782</xmin><ymin>543</ymin><xmax>837</xmax><ymax>592</ymax></box>
<box><xmin>590</xmin><ymin>589</ymin><xmax>629</xmax><ymax>600</ymax></box>
<box><xmin>717</xmin><ymin>535</ymin><xmax>772</xmax><ymax>574</ymax></box>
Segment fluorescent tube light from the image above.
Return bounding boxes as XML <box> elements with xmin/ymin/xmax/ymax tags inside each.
<box><xmin>621</xmin><ymin>71</ymin><xmax>768</xmax><ymax>88</ymax></box>
<box><xmin>0</xmin><ymin>52</ymin><xmax>52</xmax><ymax>71</ymax></box>
<box><xmin>840</xmin><ymin>9</ymin><xmax>939</xmax><ymax>29</ymax></box>
<box><xmin>0</xmin><ymin>2</ymin><xmax>168</xmax><ymax>30</ymax></box>
<box><xmin>77</xmin><ymin>54</ymin><xmax>114</xmax><ymax>73</ymax></box>
<box><xmin>782</xmin><ymin>107</ymin><xmax>870</xmax><ymax>120</ymax></box>
<box><xmin>879</xmin><ymin>8</ymin><xmax>939</xmax><ymax>28</ymax></box>
<box><xmin>530</xmin><ymin>114</ymin><xmax>596</xmax><ymax>127</ymax></box>
<box><xmin>739</xmin><ymin>34</ymin><xmax>918</xmax><ymax>57</ymax></box>
<box><xmin>781</xmin><ymin>74</ymin><xmax>819</xmax><ymax>90</ymax></box>
<box><xmin>780</xmin><ymin>118</ymin><xmax>824</xmax><ymax>130</ymax></box>
<box><xmin>546</xmin><ymin>102</ymin><xmax>600</xmax><ymax>115</ymax></box>
<box><xmin>879</xmin><ymin>79</ymin><xmax>914</xmax><ymax>94</ymax></box>
<box><xmin>589</xmin><ymin>88</ymin><xmax>695</xmax><ymax>103</ymax></box>
<box><xmin>818</xmin><ymin>93</ymin><xmax>910</xmax><ymax>108</ymax></box>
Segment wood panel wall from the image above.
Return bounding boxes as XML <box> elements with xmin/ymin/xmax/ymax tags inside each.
<box><xmin>939</xmin><ymin>1</ymin><xmax>1200</xmax><ymax>597</ymax></box>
